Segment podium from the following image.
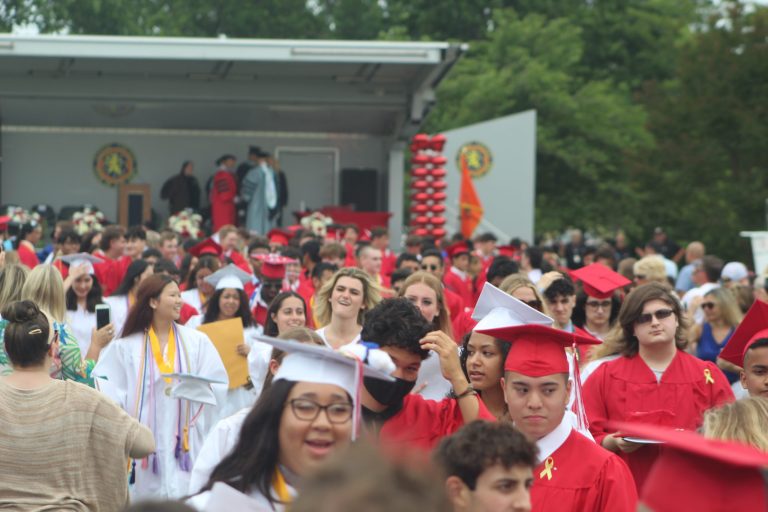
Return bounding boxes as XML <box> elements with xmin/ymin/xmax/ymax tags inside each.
<box><xmin>118</xmin><ymin>184</ymin><xmax>151</xmax><ymax>227</ymax></box>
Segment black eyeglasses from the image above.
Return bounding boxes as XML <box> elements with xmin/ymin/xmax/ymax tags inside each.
<box><xmin>586</xmin><ymin>300</ymin><xmax>612</xmax><ymax>310</ymax></box>
<box><xmin>421</xmin><ymin>264</ymin><xmax>439</xmax><ymax>271</ymax></box>
<box><xmin>287</xmin><ymin>399</ymin><xmax>353</xmax><ymax>424</ymax></box>
<box><xmin>701</xmin><ymin>302</ymin><xmax>716</xmax><ymax>310</ymax></box>
<box><xmin>636</xmin><ymin>308</ymin><xmax>674</xmax><ymax>325</ymax></box>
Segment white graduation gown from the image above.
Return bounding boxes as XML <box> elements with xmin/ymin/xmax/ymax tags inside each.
<box><xmin>104</xmin><ymin>294</ymin><xmax>130</xmax><ymax>338</ymax></box>
<box><xmin>93</xmin><ymin>324</ymin><xmax>229</xmax><ymax>500</ymax></box>
<box><xmin>187</xmin><ymin>480</ymin><xmax>296</xmax><ymax>512</ymax></box>
<box><xmin>66</xmin><ymin>305</ymin><xmax>96</xmax><ymax>356</ymax></box>
<box><xmin>181</xmin><ymin>288</ymin><xmax>206</xmax><ymax>315</ymax></box>
<box><xmin>188</xmin><ymin>407</ymin><xmax>250</xmax><ymax>494</ymax></box>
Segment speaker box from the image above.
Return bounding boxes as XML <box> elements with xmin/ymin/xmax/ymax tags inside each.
<box><xmin>340</xmin><ymin>168</ymin><xmax>378</xmax><ymax>211</ymax></box>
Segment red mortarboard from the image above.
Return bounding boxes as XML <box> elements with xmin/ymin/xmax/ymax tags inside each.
<box><xmin>254</xmin><ymin>254</ymin><xmax>296</xmax><ymax>280</ymax></box>
<box><xmin>189</xmin><ymin>238</ymin><xmax>223</xmax><ymax>258</ymax></box>
<box><xmin>497</xmin><ymin>245</ymin><xmax>517</xmax><ymax>258</ymax></box>
<box><xmin>267</xmin><ymin>229</ymin><xmax>291</xmax><ymax>247</ymax></box>
<box><xmin>571</xmin><ymin>263</ymin><xmax>631</xmax><ymax>299</ymax></box>
<box><xmin>477</xmin><ymin>324</ymin><xmax>600</xmax><ymax>376</ymax></box>
<box><xmin>446</xmin><ymin>242</ymin><xmax>470</xmax><ymax>259</ymax></box>
<box><xmin>718</xmin><ymin>299</ymin><xmax>768</xmax><ymax>367</ymax></box>
<box><xmin>608</xmin><ymin>421</ymin><xmax>768</xmax><ymax>512</ymax></box>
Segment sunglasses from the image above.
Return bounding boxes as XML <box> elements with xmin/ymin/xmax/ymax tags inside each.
<box><xmin>701</xmin><ymin>302</ymin><xmax>716</xmax><ymax>310</ymax></box>
<box><xmin>636</xmin><ymin>308</ymin><xmax>675</xmax><ymax>325</ymax></box>
<box><xmin>586</xmin><ymin>300</ymin><xmax>612</xmax><ymax>309</ymax></box>
<box><xmin>524</xmin><ymin>299</ymin><xmax>542</xmax><ymax>311</ymax></box>
<box><xmin>421</xmin><ymin>264</ymin><xmax>440</xmax><ymax>271</ymax></box>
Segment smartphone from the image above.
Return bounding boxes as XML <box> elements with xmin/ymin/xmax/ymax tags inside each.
<box><xmin>96</xmin><ymin>304</ymin><xmax>111</xmax><ymax>330</ymax></box>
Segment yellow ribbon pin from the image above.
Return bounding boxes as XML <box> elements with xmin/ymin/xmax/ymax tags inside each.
<box><xmin>704</xmin><ymin>369</ymin><xmax>714</xmax><ymax>385</ymax></box>
<box><xmin>539</xmin><ymin>457</ymin><xmax>554</xmax><ymax>480</ymax></box>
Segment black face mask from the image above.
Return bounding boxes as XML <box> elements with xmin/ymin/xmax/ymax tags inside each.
<box><xmin>364</xmin><ymin>376</ymin><xmax>415</xmax><ymax>407</ymax></box>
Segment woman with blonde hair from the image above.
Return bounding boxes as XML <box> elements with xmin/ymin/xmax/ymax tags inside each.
<box><xmin>691</xmin><ymin>287</ymin><xmax>743</xmax><ymax>383</ymax></box>
<box><xmin>499</xmin><ymin>273</ymin><xmax>549</xmax><ymax>316</ymax></box>
<box><xmin>313</xmin><ymin>267</ymin><xmax>381</xmax><ymax>348</ymax></box>
<box><xmin>18</xmin><ymin>264</ymin><xmax>97</xmax><ymax>384</ymax></box>
<box><xmin>397</xmin><ymin>271</ymin><xmax>454</xmax><ymax>399</ymax></box>
<box><xmin>0</xmin><ymin>264</ymin><xmax>29</xmax><ymax>376</ymax></box>
<box><xmin>703</xmin><ymin>397</ymin><xmax>768</xmax><ymax>452</ymax></box>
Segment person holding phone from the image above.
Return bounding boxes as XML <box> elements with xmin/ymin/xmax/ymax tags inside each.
<box><xmin>62</xmin><ymin>253</ymin><xmax>115</xmax><ymax>361</ymax></box>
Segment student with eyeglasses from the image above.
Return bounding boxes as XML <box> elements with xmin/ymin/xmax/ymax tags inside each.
<box><xmin>582</xmin><ymin>282</ymin><xmax>734</xmax><ymax>493</ymax></box>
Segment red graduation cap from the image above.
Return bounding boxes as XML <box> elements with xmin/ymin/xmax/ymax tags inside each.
<box><xmin>607</xmin><ymin>421</ymin><xmax>768</xmax><ymax>512</ymax></box>
<box><xmin>477</xmin><ymin>324</ymin><xmax>600</xmax><ymax>377</ymax></box>
<box><xmin>254</xmin><ymin>253</ymin><xmax>296</xmax><ymax>280</ymax></box>
<box><xmin>718</xmin><ymin>299</ymin><xmax>768</xmax><ymax>368</ymax></box>
<box><xmin>446</xmin><ymin>241</ymin><xmax>470</xmax><ymax>259</ymax></box>
<box><xmin>497</xmin><ymin>245</ymin><xmax>517</xmax><ymax>258</ymax></box>
<box><xmin>571</xmin><ymin>263</ymin><xmax>631</xmax><ymax>299</ymax></box>
<box><xmin>267</xmin><ymin>229</ymin><xmax>291</xmax><ymax>247</ymax></box>
<box><xmin>189</xmin><ymin>238</ymin><xmax>223</xmax><ymax>258</ymax></box>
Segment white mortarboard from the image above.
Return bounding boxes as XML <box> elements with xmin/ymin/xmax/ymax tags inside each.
<box><xmin>162</xmin><ymin>373</ymin><xmax>227</xmax><ymax>406</ymax></box>
<box><xmin>254</xmin><ymin>334</ymin><xmax>395</xmax><ymax>439</ymax></box>
<box><xmin>471</xmin><ymin>281</ymin><xmax>553</xmax><ymax>331</ymax></box>
<box><xmin>204</xmin><ymin>264</ymin><xmax>252</xmax><ymax>291</ymax></box>
<box><xmin>59</xmin><ymin>252</ymin><xmax>104</xmax><ymax>275</ymax></box>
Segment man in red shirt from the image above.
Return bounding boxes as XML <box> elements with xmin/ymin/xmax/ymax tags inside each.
<box><xmin>478</xmin><ymin>323</ymin><xmax>638</xmax><ymax>511</ymax></box>
<box><xmin>360</xmin><ymin>298</ymin><xmax>494</xmax><ymax>451</ymax></box>
<box><xmin>443</xmin><ymin>242</ymin><xmax>475</xmax><ymax>309</ymax></box>
<box><xmin>370</xmin><ymin>227</ymin><xmax>397</xmax><ymax>279</ymax></box>
<box><xmin>210</xmin><ymin>154</ymin><xmax>238</xmax><ymax>231</ymax></box>
<box><xmin>93</xmin><ymin>225</ymin><xmax>130</xmax><ymax>297</ymax></box>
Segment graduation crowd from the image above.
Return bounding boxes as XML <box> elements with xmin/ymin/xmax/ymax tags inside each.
<box><xmin>0</xmin><ymin>216</ymin><xmax>767</xmax><ymax>512</ymax></box>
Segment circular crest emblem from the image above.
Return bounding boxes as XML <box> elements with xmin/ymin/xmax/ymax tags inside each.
<box><xmin>93</xmin><ymin>144</ymin><xmax>137</xmax><ymax>187</ymax></box>
<box><xmin>456</xmin><ymin>142</ymin><xmax>493</xmax><ymax>178</ymax></box>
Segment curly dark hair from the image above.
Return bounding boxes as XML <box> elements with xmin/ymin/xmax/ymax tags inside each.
<box><xmin>459</xmin><ymin>332</ymin><xmax>511</xmax><ymax>390</ymax></box>
<box><xmin>434</xmin><ymin>420</ymin><xmax>538</xmax><ymax>490</ymax></box>
<box><xmin>543</xmin><ymin>275</ymin><xmax>575</xmax><ymax>301</ymax></box>
<box><xmin>360</xmin><ymin>298</ymin><xmax>431</xmax><ymax>359</ymax></box>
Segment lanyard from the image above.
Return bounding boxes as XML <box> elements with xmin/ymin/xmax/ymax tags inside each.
<box><xmin>272</xmin><ymin>467</ymin><xmax>292</xmax><ymax>504</ymax></box>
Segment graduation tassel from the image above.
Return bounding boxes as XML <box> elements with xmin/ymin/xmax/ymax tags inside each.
<box><xmin>129</xmin><ymin>460</ymin><xmax>136</xmax><ymax>485</ymax></box>
<box><xmin>180</xmin><ymin>450</ymin><xmax>192</xmax><ymax>472</ymax></box>
<box><xmin>174</xmin><ymin>434</ymin><xmax>182</xmax><ymax>460</ymax></box>
<box><xmin>183</xmin><ymin>426</ymin><xmax>190</xmax><ymax>452</ymax></box>
<box><xmin>152</xmin><ymin>454</ymin><xmax>159</xmax><ymax>475</ymax></box>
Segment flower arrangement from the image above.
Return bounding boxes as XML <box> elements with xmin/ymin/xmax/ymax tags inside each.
<box><xmin>168</xmin><ymin>209</ymin><xmax>203</xmax><ymax>239</ymax></box>
<box><xmin>6</xmin><ymin>206</ymin><xmax>41</xmax><ymax>226</ymax></box>
<box><xmin>72</xmin><ymin>206</ymin><xmax>106</xmax><ymax>235</ymax></box>
<box><xmin>300</xmin><ymin>211</ymin><xmax>333</xmax><ymax>238</ymax></box>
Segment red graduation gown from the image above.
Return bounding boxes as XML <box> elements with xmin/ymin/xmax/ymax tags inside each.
<box><xmin>532</xmin><ymin>429</ymin><xmax>637</xmax><ymax>512</ymax></box>
<box><xmin>210</xmin><ymin>170</ymin><xmax>237</xmax><ymax>231</ymax></box>
<box><xmin>443</xmin><ymin>268</ymin><xmax>474</xmax><ymax>309</ymax></box>
<box><xmin>583</xmin><ymin>350</ymin><xmax>734</xmax><ymax>491</ymax></box>
<box><xmin>377</xmin><ymin>393</ymin><xmax>495</xmax><ymax>451</ymax></box>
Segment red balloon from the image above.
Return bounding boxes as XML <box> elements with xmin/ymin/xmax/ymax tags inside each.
<box><xmin>414</xmin><ymin>215</ymin><xmax>431</xmax><ymax>225</ymax></box>
<box><xmin>431</xmin><ymin>180</ymin><xmax>447</xmax><ymax>190</ymax></box>
<box><xmin>431</xmin><ymin>216</ymin><xmax>447</xmax><ymax>226</ymax></box>
<box><xmin>412</xmin><ymin>192</ymin><xmax>430</xmax><ymax>202</ymax></box>
<box><xmin>411</xmin><ymin>155</ymin><xmax>430</xmax><ymax>165</ymax></box>
<box><xmin>412</xmin><ymin>133</ymin><xmax>430</xmax><ymax>150</ymax></box>
<box><xmin>430</xmin><ymin>134</ymin><xmax>446</xmax><ymax>152</ymax></box>
<box><xmin>411</xmin><ymin>204</ymin><xmax>428</xmax><ymax>214</ymax></box>
<box><xmin>430</xmin><ymin>203</ymin><xmax>446</xmax><ymax>213</ymax></box>
<box><xmin>431</xmin><ymin>167</ymin><xmax>447</xmax><ymax>178</ymax></box>
<box><xmin>432</xmin><ymin>192</ymin><xmax>447</xmax><ymax>201</ymax></box>
<box><xmin>413</xmin><ymin>180</ymin><xmax>429</xmax><ymax>190</ymax></box>
<box><xmin>431</xmin><ymin>155</ymin><xmax>447</xmax><ymax>166</ymax></box>
<box><xmin>413</xmin><ymin>228</ymin><xmax>429</xmax><ymax>237</ymax></box>
<box><xmin>411</xmin><ymin>167</ymin><xmax>428</xmax><ymax>178</ymax></box>
<box><xmin>431</xmin><ymin>228</ymin><xmax>447</xmax><ymax>238</ymax></box>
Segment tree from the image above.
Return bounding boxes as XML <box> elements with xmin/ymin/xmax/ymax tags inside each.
<box><xmin>426</xmin><ymin>10</ymin><xmax>652</xmax><ymax>239</ymax></box>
